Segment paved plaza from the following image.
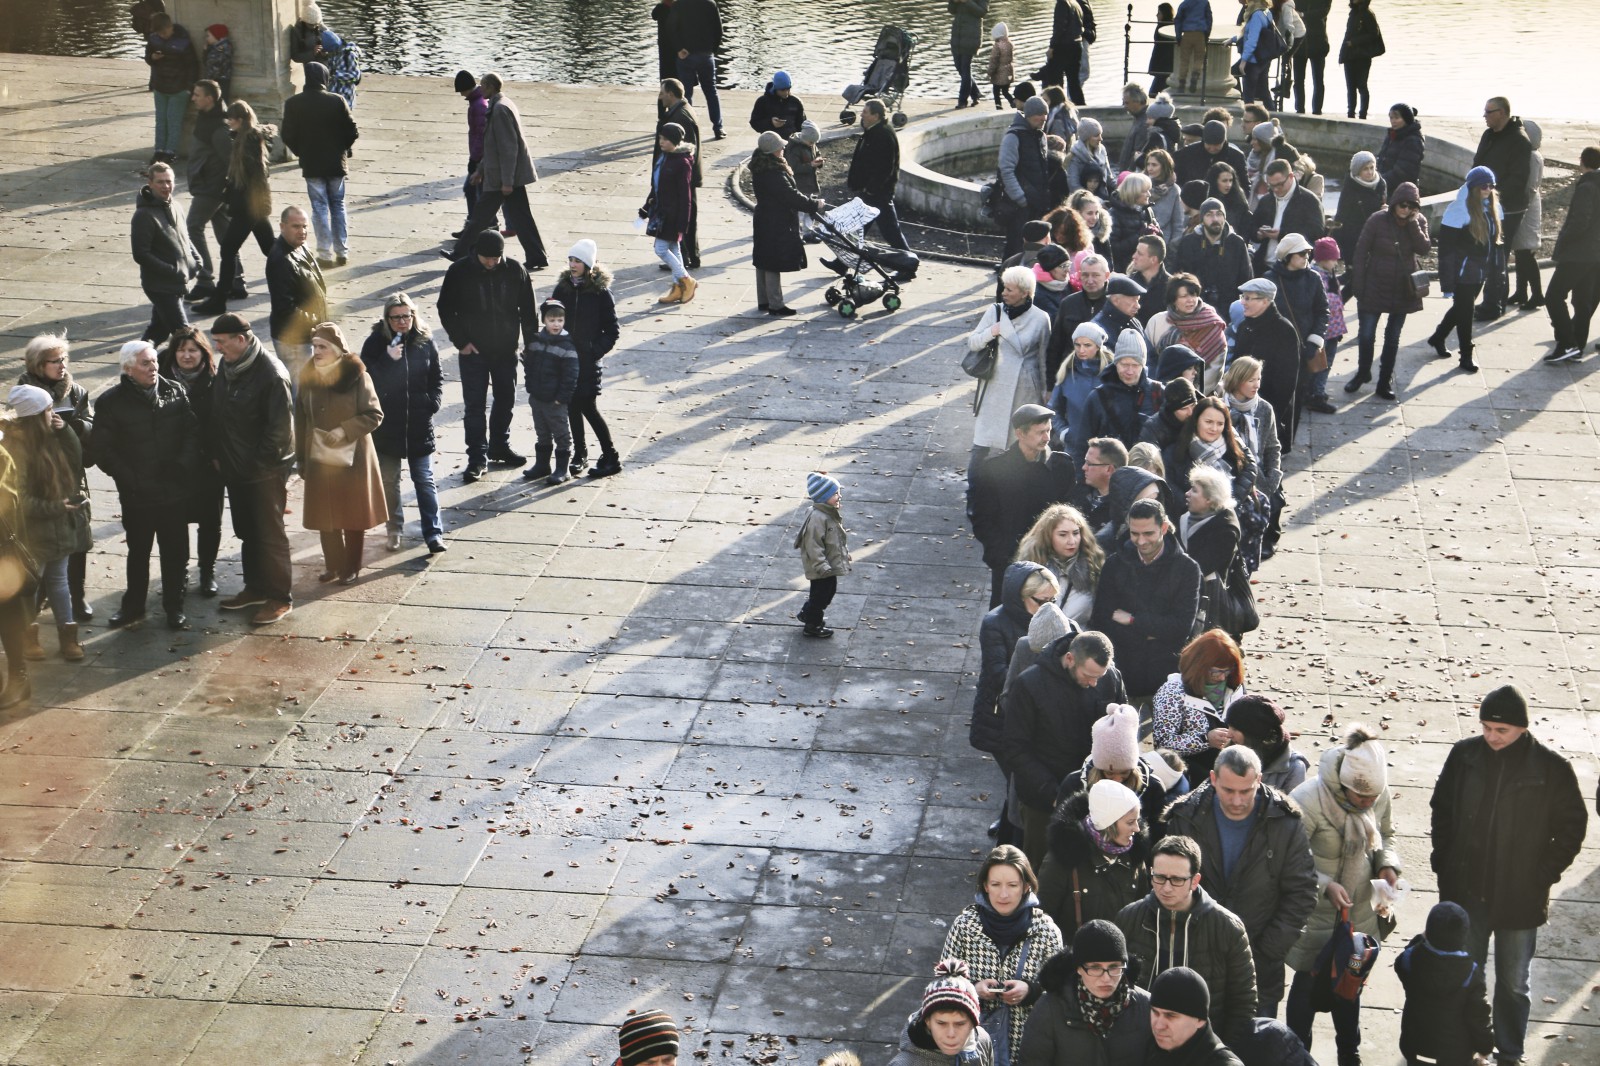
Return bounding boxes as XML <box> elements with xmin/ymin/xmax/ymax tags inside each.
<box><xmin>0</xmin><ymin>56</ymin><xmax>1596</xmax><ymax>1064</ymax></box>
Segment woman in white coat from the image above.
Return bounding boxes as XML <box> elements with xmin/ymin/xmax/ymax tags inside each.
<box><xmin>968</xmin><ymin>265</ymin><xmax>1052</xmax><ymax>475</ymax></box>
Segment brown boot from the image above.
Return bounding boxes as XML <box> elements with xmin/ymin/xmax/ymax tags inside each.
<box><xmin>678</xmin><ymin>275</ymin><xmax>698</xmax><ymax>303</ymax></box>
<box><xmin>657</xmin><ymin>279</ymin><xmax>684</xmax><ymax>304</ymax></box>
<box><xmin>24</xmin><ymin>623</ymin><xmax>45</xmax><ymax>661</ymax></box>
<box><xmin>57</xmin><ymin>623</ymin><xmax>84</xmax><ymax>662</ymax></box>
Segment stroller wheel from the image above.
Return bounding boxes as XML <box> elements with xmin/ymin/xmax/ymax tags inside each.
<box><xmin>883</xmin><ymin>293</ymin><xmax>902</xmax><ymax>312</ymax></box>
<box><xmin>839</xmin><ymin>109</ymin><xmax>857</xmax><ymax>126</ymax></box>
<box><xmin>824</xmin><ymin>286</ymin><xmax>842</xmax><ymax>306</ymax></box>
<box><xmin>837</xmin><ymin>300</ymin><xmax>857</xmax><ymax>319</ymax></box>
<box><xmin>892</xmin><ymin>112</ymin><xmax>908</xmax><ymax>129</ymax></box>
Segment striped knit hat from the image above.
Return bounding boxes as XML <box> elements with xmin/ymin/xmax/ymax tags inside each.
<box><xmin>920</xmin><ymin>959</ymin><xmax>981</xmax><ymax>1025</ymax></box>
<box><xmin>807</xmin><ymin>472</ymin><xmax>840</xmax><ymax>504</ymax></box>
<box><xmin>616</xmin><ymin>1010</ymin><xmax>678</xmax><ymax>1066</ymax></box>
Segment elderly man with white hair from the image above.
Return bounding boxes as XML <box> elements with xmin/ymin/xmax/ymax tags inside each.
<box><xmin>89</xmin><ymin>340</ymin><xmax>203</xmax><ymax>629</ymax></box>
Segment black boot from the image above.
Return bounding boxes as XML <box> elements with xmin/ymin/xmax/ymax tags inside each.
<box><xmin>522</xmin><ymin>443</ymin><xmax>553</xmax><ymax>481</ymax></box>
<box><xmin>1343</xmin><ymin>366</ymin><xmax>1371</xmax><ymax>394</ymax></box>
<box><xmin>568</xmin><ymin>450</ymin><xmax>588</xmax><ymax>477</ymax></box>
<box><xmin>547</xmin><ymin>449</ymin><xmax>570</xmax><ymax>486</ymax></box>
<box><xmin>192</xmin><ymin>294</ymin><xmax>229</xmax><ymax>316</ymax></box>
<box><xmin>1459</xmin><ymin>346</ymin><xmax>1479</xmax><ymax>373</ymax></box>
<box><xmin>1427</xmin><ymin>331</ymin><xmax>1452</xmax><ymax>360</ymax></box>
<box><xmin>589</xmin><ymin>450</ymin><xmax>622</xmax><ymax>479</ymax></box>
<box><xmin>198</xmin><ymin>567</ymin><xmax>218</xmax><ymax>597</ymax></box>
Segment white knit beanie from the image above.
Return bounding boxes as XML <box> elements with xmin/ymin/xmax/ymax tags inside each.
<box><xmin>1338</xmin><ymin>732</ymin><xmax>1388</xmax><ymax>796</ymax></box>
<box><xmin>1088</xmin><ymin>779</ymin><xmax>1141</xmax><ymax>830</ymax></box>
<box><xmin>1091</xmin><ymin>705</ymin><xmax>1141</xmax><ymax>773</ymax></box>
<box><xmin>1027</xmin><ymin>603</ymin><xmax>1070</xmax><ymax>653</ymax></box>
<box><xmin>567</xmin><ymin>239</ymin><xmax>598</xmax><ymax>268</ymax></box>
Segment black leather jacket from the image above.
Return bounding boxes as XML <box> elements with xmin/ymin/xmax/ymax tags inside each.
<box><xmin>208</xmin><ymin>337</ymin><xmax>294</xmax><ymax>482</ymax></box>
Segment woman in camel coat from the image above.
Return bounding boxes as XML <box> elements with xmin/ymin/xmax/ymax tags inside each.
<box><xmin>295</xmin><ymin>322</ymin><xmax>386</xmax><ymax>584</ymax></box>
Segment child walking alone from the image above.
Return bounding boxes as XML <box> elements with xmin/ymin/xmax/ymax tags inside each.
<box><xmin>1394</xmin><ymin>901</ymin><xmax>1494</xmax><ymax>1066</ymax></box>
<box><xmin>520</xmin><ymin>300</ymin><xmax>580</xmax><ymax>485</ymax></box>
<box><xmin>795</xmin><ymin>472</ymin><xmax>850</xmax><ymax>638</ymax></box>
<box><xmin>988</xmin><ymin>23</ymin><xmax>1015</xmax><ymax>110</ymax></box>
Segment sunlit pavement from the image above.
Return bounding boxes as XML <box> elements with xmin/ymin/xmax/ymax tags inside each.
<box><xmin>0</xmin><ymin>56</ymin><xmax>1596</xmax><ymax>1064</ymax></box>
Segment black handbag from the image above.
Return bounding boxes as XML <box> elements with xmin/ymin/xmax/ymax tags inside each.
<box><xmin>962</xmin><ymin>303</ymin><xmax>1003</xmax><ymax>379</ymax></box>
<box><xmin>1211</xmin><ymin>552</ymin><xmax>1260</xmax><ymax>638</ymax></box>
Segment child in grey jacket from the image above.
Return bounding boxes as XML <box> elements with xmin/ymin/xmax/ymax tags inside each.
<box><xmin>794</xmin><ymin>472</ymin><xmax>850</xmax><ymax>638</ymax></box>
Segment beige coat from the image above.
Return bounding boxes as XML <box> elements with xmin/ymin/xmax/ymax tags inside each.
<box><xmin>295</xmin><ymin>354</ymin><xmax>386</xmax><ymax>532</ymax></box>
<box><xmin>795</xmin><ymin>502</ymin><xmax>850</xmax><ymax>580</ymax></box>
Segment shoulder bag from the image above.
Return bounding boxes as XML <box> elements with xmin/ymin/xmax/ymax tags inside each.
<box><xmin>962</xmin><ymin>303</ymin><xmax>1003</xmax><ymax>379</ymax></box>
<box><xmin>310</xmin><ymin>428</ymin><xmax>357</xmax><ymax>468</ymax></box>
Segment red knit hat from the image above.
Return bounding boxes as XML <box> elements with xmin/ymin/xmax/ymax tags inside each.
<box><xmin>207</xmin><ymin>24</ymin><xmax>229</xmax><ymax>39</ymax></box>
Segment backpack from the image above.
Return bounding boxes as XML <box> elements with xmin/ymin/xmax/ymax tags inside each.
<box><xmin>328</xmin><ymin>41</ymin><xmax>364</xmax><ymax>87</ymax></box>
<box><xmin>1254</xmin><ymin>15</ymin><xmax>1288</xmax><ymax>63</ymax></box>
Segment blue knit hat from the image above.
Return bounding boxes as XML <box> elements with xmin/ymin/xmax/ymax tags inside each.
<box><xmin>772</xmin><ymin>70</ymin><xmax>792</xmax><ymax>90</ymax></box>
<box><xmin>1466</xmin><ymin>165</ymin><xmax>1496</xmax><ymax>188</ymax></box>
<box><xmin>807</xmin><ymin>472</ymin><xmax>840</xmax><ymax>503</ymax></box>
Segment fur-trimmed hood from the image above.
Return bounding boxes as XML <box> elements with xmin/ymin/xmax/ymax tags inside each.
<box><xmin>556</xmin><ymin>264</ymin><xmax>613</xmax><ymax>293</ymax></box>
<box><xmin>1037</xmin><ymin>946</ymin><xmax>1145</xmax><ymax>997</ymax></box>
<box><xmin>1046</xmin><ymin>788</ymin><xmax>1153</xmax><ymax>875</ymax></box>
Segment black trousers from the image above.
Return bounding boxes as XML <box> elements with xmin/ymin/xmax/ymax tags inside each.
<box><xmin>123</xmin><ymin>510</ymin><xmax>189</xmax><ymax>614</ymax></box>
<box><xmin>187</xmin><ymin>193</ymin><xmax>230</xmax><ymax>283</ymax></box>
<box><xmin>454</xmin><ymin>185</ymin><xmax>547</xmax><ymax>268</ymax></box>
<box><xmin>459</xmin><ymin>352</ymin><xmax>518</xmax><ymax>466</ymax></box>
<box><xmin>0</xmin><ymin>594</ymin><xmax>28</xmax><ymax>681</ymax></box>
<box><xmin>1038</xmin><ymin>41</ymin><xmax>1086</xmax><ymax>105</ymax></box>
<box><xmin>194</xmin><ymin>481</ymin><xmax>224</xmax><ymax>572</ymax></box>
<box><xmin>227</xmin><ymin>473</ymin><xmax>292</xmax><ymax>602</ymax></box>
<box><xmin>1435</xmin><ymin>281</ymin><xmax>1485</xmax><ymax>353</ymax></box>
<box><xmin>682</xmin><ymin>194</ymin><xmax>700</xmax><ymax>267</ymax></box>
<box><xmin>1291</xmin><ymin>50</ymin><xmax>1326</xmax><ymax>113</ymax></box>
<box><xmin>1548</xmin><ymin>261</ymin><xmax>1600</xmax><ymax>352</ymax></box>
<box><xmin>800</xmin><ymin>576</ymin><xmax>837</xmax><ymax>624</ymax></box>
<box><xmin>1343</xmin><ymin>57</ymin><xmax>1372</xmax><ymax>117</ymax></box>
<box><xmin>568</xmin><ymin>387</ymin><xmax>613</xmax><ymax>459</ymax></box>
<box><xmin>217</xmin><ymin>211</ymin><xmax>274</xmax><ymax>292</ymax></box>
<box><xmin>142</xmin><ymin>288</ymin><xmax>188</xmax><ymax>346</ymax></box>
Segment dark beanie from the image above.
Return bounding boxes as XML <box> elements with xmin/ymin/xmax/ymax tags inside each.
<box><xmin>303</xmin><ymin>62</ymin><xmax>328</xmax><ymax>92</ymax></box>
<box><xmin>454</xmin><ymin>70</ymin><xmax>476</xmax><ymax>93</ymax></box>
<box><xmin>1202</xmin><ymin>119</ymin><xmax>1228</xmax><ymax>145</ymax></box>
<box><xmin>1162</xmin><ymin>377</ymin><xmax>1197</xmax><ymax>412</ymax></box>
<box><xmin>1225</xmin><ymin>695</ymin><xmax>1286</xmax><ymax>744</ymax></box>
<box><xmin>1391</xmin><ymin>103</ymin><xmax>1417</xmax><ymax>125</ymax></box>
<box><xmin>1425</xmin><ymin>902</ymin><xmax>1471</xmax><ymax>953</ymax></box>
<box><xmin>617</xmin><ymin>1010</ymin><xmax>679</xmax><ymax>1066</ymax></box>
<box><xmin>1479</xmin><ymin>685</ymin><xmax>1528</xmax><ymax>728</ymax></box>
<box><xmin>1036</xmin><ymin>243</ymin><xmax>1071</xmax><ymax>272</ymax></box>
<box><xmin>661</xmin><ymin>122</ymin><xmax>686</xmax><ymax>145</ymax></box>
<box><xmin>1149</xmin><ymin>966</ymin><xmax>1210</xmax><ymax>1020</ymax></box>
<box><xmin>1023</xmin><ymin>219</ymin><xmax>1052</xmax><ymax>242</ymax></box>
<box><xmin>475</xmin><ymin>230</ymin><xmax>506</xmax><ymax>257</ymax></box>
<box><xmin>1181</xmin><ymin>180</ymin><xmax>1210</xmax><ymax>210</ymax></box>
<box><xmin>1072</xmin><ymin>919</ymin><xmax>1127</xmax><ymax>964</ymax></box>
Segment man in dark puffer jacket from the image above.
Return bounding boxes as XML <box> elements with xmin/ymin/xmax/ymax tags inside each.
<box><xmin>131</xmin><ymin>163</ymin><xmax>201</xmax><ymax>347</ymax></box>
<box><xmin>92</xmin><ymin>342</ymin><xmax>202</xmax><ymax>629</ymax></box>
<box><xmin>1089</xmin><ymin>499</ymin><xmax>1199</xmax><ymax>700</ymax></box>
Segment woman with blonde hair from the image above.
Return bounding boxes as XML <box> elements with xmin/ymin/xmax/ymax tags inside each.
<box><xmin>195</xmin><ymin>99</ymin><xmax>274</xmax><ymax>315</ymax></box>
<box><xmin>360</xmin><ymin>294</ymin><xmax>446</xmax><ymax>554</ymax></box>
<box><xmin>294</xmin><ymin>323</ymin><xmax>387</xmax><ymax>584</ymax></box>
<box><xmin>1107</xmin><ymin>173</ymin><xmax>1155</xmax><ymax>272</ymax></box>
<box><xmin>1125</xmin><ymin>441</ymin><xmax>1165</xmax><ymax>477</ymax></box>
<box><xmin>1068</xmin><ymin>188</ymin><xmax>1112</xmax><ymax>262</ymax></box>
<box><xmin>1014</xmin><ymin>504</ymin><xmax>1103</xmax><ymax>624</ymax></box>
<box><xmin>1428</xmin><ymin>166</ymin><xmax>1502</xmax><ymax>374</ymax></box>
<box><xmin>3</xmin><ymin>384</ymin><xmax>91</xmax><ymax>663</ymax></box>
<box><xmin>20</xmin><ymin>333</ymin><xmax>93</xmax><ymax>622</ymax></box>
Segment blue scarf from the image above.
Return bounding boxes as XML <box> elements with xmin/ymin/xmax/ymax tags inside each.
<box><xmin>974</xmin><ymin>891</ymin><xmax>1038</xmax><ymax>951</ymax></box>
<box><xmin>1440</xmin><ymin>182</ymin><xmax>1503</xmax><ymax>231</ymax></box>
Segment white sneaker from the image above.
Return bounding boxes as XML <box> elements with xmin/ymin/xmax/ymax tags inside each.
<box><xmin>387</xmin><ymin>532</ymin><xmax>402</xmax><ymax>551</ymax></box>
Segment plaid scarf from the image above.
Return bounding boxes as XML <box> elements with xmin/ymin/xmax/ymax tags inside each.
<box><xmin>1158</xmin><ymin>301</ymin><xmax>1228</xmax><ymax>366</ymax></box>
<box><xmin>1076</xmin><ymin>976</ymin><xmax>1131</xmax><ymax>1038</ymax></box>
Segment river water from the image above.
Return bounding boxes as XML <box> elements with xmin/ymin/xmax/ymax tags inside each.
<box><xmin>4</xmin><ymin>0</ymin><xmax>1593</xmax><ymax>121</ymax></box>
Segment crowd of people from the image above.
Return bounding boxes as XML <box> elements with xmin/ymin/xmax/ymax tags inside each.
<box><xmin>7</xmin><ymin>4</ymin><xmax>1597</xmax><ymax>1065</ymax></box>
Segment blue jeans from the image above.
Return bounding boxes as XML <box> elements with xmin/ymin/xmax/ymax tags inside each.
<box><xmin>1357</xmin><ymin>310</ymin><xmax>1407</xmax><ymax>382</ymax></box>
<box><xmin>38</xmin><ymin>556</ymin><xmax>73</xmax><ymax>625</ymax></box>
<box><xmin>378</xmin><ymin>452</ymin><xmax>442</xmax><ymax>542</ymax></box>
<box><xmin>676</xmin><ymin>53</ymin><xmax>723</xmax><ymax>133</ymax></box>
<box><xmin>654</xmin><ymin>237</ymin><xmax>686</xmax><ymax>280</ymax></box>
<box><xmin>152</xmin><ymin>90</ymin><xmax>187</xmax><ymax>155</ymax></box>
<box><xmin>1463</xmin><ymin>900</ymin><xmax>1538</xmax><ymax>1061</ymax></box>
<box><xmin>304</xmin><ymin>176</ymin><xmax>348</xmax><ymax>258</ymax></box>
<box><xmin>861</xmin><ymin>193</ymin><xmax>910</xmax><ymax>251</ymax></box>
<box><xmin>1309</xmin><ymin>337</ymin><xmax>1338</xmax><ymax>399</ymax></box>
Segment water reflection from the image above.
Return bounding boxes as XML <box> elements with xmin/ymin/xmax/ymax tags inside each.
<box><xmin>2</xmin><ymin>0</ymin><xmax>1594</xmax><ymax>121</ymax></box>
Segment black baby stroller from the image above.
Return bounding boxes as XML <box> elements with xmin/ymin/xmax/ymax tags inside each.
<box><xmin>815</xmin><ymin>210</ymin><xmax>920</xmax><ymax>319</ymax></box>
<box><xmin>841</xmin><ymin>25</ymin><xmax>917</xmax><ymax>129</ymax></box>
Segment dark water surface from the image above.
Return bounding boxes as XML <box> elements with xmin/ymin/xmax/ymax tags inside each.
<box><xmin>4</xmin><ymin>0</ymin><xmax>1594</xmax><ymax>120</ymax></box>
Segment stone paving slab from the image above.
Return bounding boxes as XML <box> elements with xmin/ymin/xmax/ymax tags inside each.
<box><xmin>0</xmin><ymin>52</ymin><xmax>1598</xmax><ymax>1066</ymax></box>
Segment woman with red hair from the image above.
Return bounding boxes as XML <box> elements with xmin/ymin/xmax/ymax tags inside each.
<box><xmin>1151</xmin><ymin>629</ymin><xmax>1246</xmax><ymax>780</ymax></box>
